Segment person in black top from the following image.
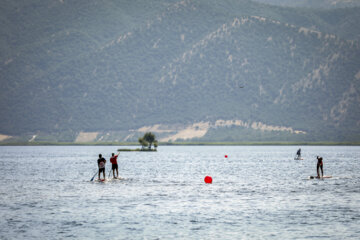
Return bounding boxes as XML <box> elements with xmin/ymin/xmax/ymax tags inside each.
<box><xmin>296</xmin><ymin>148</ymin><xmax>301</xmax><ymax>158</ymax></box>
<box><xmin>316</xmin><ymin>156</ymin><xmax>323</xmax><ymax>178</ymax></box>
<box><xmin>97</xmin><ymin>154</ymin><xmax>106</xmax><ymax>180</ymax></box>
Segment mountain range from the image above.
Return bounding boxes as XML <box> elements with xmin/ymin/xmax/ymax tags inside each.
<box><xmin>1</xmin><ymin>0</ymin><xmax>359</xmax><ymax>143</ymax></box>
<box><xmin>253</xmin><ymin>0</ymin><xmax>360</xmax><ymax>9</ymax></box>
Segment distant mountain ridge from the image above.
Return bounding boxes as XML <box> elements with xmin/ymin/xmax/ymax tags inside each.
<box><xmin>0</xmin><ymin>0</ymin><xmax>359</xmax><ymax>142</ymax></box>
<box><xmin>253</xmin><ymin>0</ymin><xmax>360</xmax><ymax>9</ymax></box>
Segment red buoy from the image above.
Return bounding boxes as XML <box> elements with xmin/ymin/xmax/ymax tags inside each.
<box><xmin>225</xmin><ymin>155</ymin><xmax>228</xmax><ymax>158</ymax></box>
<box><xmin>204</xmin><ymin>176</ymin><xmax>212</xmax><ymax>184</ymax></box>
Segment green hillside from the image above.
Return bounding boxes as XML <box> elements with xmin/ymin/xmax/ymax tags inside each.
<box><xmin>0</xmin><ymin>0</ymin><xmax>359</xmax><ymax>142</ymax></box>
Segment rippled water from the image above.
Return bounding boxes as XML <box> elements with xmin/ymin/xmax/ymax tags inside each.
<box><xmin>0</xmin><ymin>146</ymin><xmax>359</xmax><ymax>239</ymax></box>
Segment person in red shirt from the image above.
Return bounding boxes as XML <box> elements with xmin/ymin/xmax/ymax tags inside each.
<box><xmin>110</xmin><ymin>152</ymin><xmax>119</xmax><ymax>178</ymax></box>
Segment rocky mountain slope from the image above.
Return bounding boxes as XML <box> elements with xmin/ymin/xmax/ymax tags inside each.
<box><xmin>1</xmin><ymin>0</ymin><xmax>359</xmax><ymax>142</ymax></box>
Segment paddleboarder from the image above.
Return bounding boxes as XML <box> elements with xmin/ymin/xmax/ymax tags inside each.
<box><xmin>98</xmin><ymin>154</ymin><xmax>106</xmax><ymax>180</ymax></box>
<box><xmin>316</xmin><ymin>156</ymin><xmax>323</xmax><ymax>178</ymax></box>
<box><xmin>296</xmin><ymin>148</ymin><xmax>301</xmax><ymax>158</ymax></box>
<box><xmin>110</xmin><ymin>152</ymin><xmax>119</xmax><ymax>178</ymax></box>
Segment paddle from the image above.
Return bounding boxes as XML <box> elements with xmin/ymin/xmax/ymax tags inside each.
<box><xmin>90</xmin><ymin>170</ymin><xmax>98</xmax><ymax>181</ymax></box>
<box><xmin>91</xmin><ymin>155</ymin><xmax>100</xmax><ymax>181</ymax></box>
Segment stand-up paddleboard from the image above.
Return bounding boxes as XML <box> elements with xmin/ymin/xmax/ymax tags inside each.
<box><xmin>112</xmin><ymin>176</ymin><xmax>125</xmax><ymax>180</ymax></box>
<box><xmin>103</xmin><ymin>177</ymin><xmax>125</xmax><ymax>182</ymax></box>
<box><xmin>294</xmin><ymin>157</ymin><xmax>303</xmax><ymax>160</ymax></box>
<box><xmin>309</xmin><ymin>176</ymin><xmax>332</xmax><ymax>179</ymax></box>
<box><xmin>95</xmin><ymin>178</ymin><xmax>108</xmax><ymax>183</ymax></box>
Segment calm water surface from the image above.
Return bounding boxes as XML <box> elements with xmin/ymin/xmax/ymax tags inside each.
<box><xmin>0</xmin><ymin>146</ymin><xmax>359</xmax><ymax>239</ymax></box>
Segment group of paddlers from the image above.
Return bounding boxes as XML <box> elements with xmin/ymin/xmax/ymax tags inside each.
<box><xmin>296</xmin><ymin>148</ymin><xmax>324</xmax><ymax>178</ymax></box>
<box><xmin>97</xmin><ymin>152</ymin><xmax>119</xmax><ymax>180</ymax></box>
<box><xmin>95</xmin><ymin>149</ymin><xmax>325</xmax><ymax>181</ymax></box>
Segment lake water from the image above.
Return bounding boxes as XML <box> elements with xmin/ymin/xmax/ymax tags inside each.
<box><xmin>0</xmin><ymin>145</ymin><xmax>359</xmax><ymax>239</ymax></box>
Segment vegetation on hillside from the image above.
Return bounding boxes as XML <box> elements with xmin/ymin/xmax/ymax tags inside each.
<box><xmin>0</xmin><ymin>0</ymin><xmax>359</xmax><ymax>142</ymax></box>
<box><xmin>253</xmin><ymin>0</ymin><xmax>360</xmax><ymax>9</ymax></box>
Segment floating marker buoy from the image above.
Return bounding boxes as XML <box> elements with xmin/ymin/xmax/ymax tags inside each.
<box><xmin>225</xmin><ymin>155</ymin><xmax>228</xmax><ymax>158</ymax></box>
<box><xmin>204</xmin><ymin>176</ymin><xmax>212</xmax><ymax>184</ymax></box>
